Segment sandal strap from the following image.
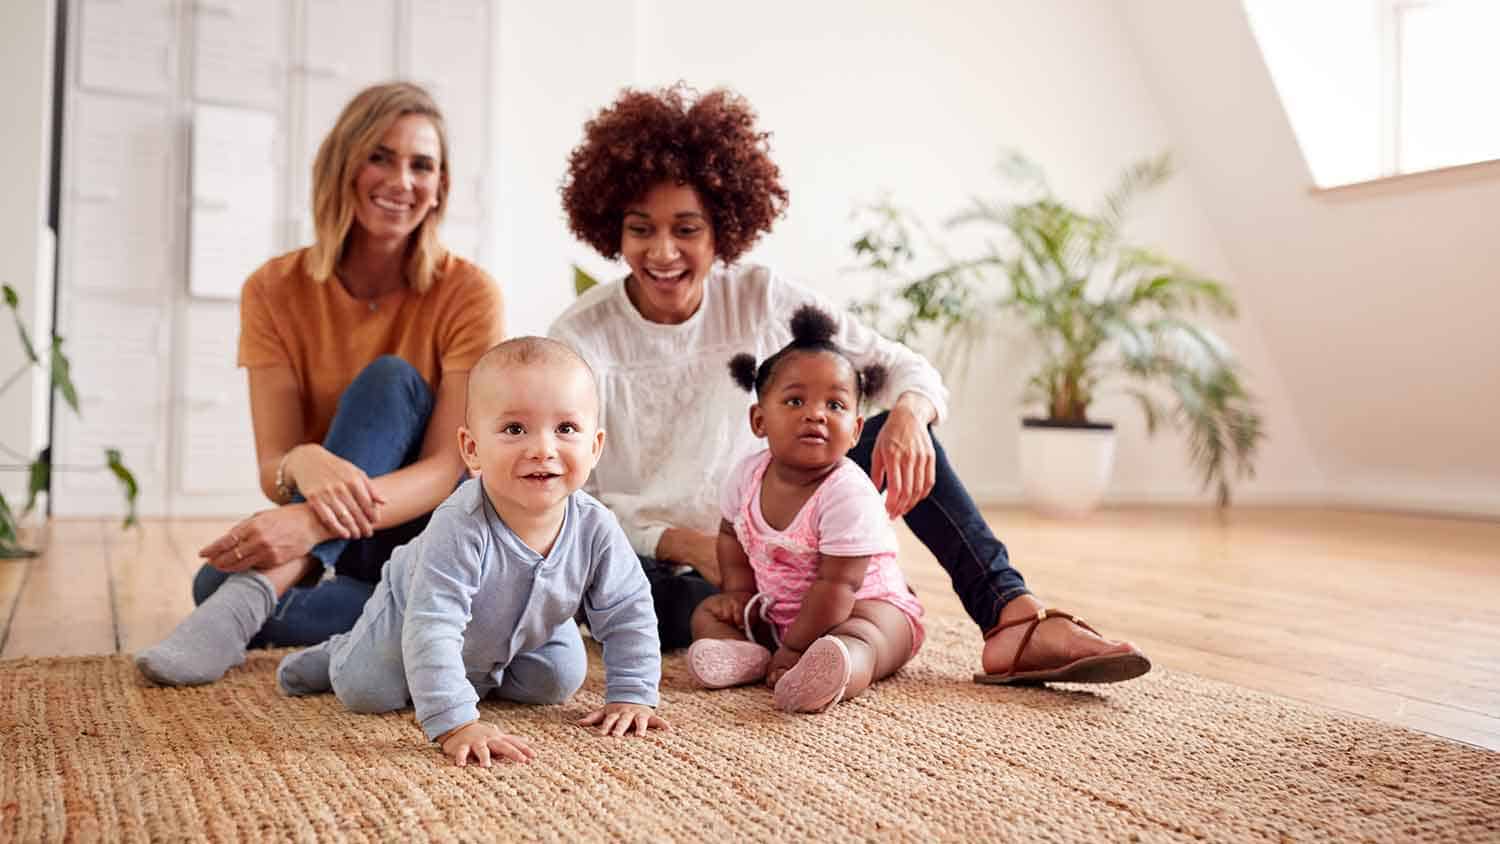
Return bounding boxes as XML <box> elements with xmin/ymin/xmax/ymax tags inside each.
<box><xmin>986</xmin><ymin>609</ymin><xmax>1100</xmax><ymax>673</ymax></box>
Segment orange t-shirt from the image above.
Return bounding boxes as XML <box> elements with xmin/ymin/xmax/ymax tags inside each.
<box><xmin>237</xmin><ymin>248</ymin><xmax>505</xmax><ymax>444</ymax></box>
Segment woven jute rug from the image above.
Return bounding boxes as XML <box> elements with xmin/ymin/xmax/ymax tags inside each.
<box><xmin>1</xmin><ymin>620</ymin><xmax>1495</xmax><ymax>843</ymax></box>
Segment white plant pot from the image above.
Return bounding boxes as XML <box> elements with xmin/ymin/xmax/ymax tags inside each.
<box><xmin>1018</xmin><ymin>418</ymin><xmax>1116</xmax><ymax>518</ymax></box>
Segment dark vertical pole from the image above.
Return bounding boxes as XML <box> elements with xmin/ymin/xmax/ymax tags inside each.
<box><xmin>42</xmin><ymin>0</ymin><xmax>68</xmax><ymax>518</ymax></box>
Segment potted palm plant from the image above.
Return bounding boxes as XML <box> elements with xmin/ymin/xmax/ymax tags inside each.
<box><xmin>849</xmin><ymin>153</ymin><xmax>1263</xmax><ymax>514</ymax></box>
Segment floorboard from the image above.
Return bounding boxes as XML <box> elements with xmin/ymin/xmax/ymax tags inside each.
<box><xmin>5</xmin><ymin>506</ymin><xmax>1497</xmax><ymax>749</ymax></box>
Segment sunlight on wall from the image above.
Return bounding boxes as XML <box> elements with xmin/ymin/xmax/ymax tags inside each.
<box><xmin>1243</xmin><ymin>0</ymin><xmax>1500</xmax><ymax>187</ymax></box>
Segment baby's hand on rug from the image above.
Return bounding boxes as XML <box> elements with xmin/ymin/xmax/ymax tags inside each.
<box><xmin>578</xmin><ymin>703</ymin><xmax>670</xmax><ymax>738</ymax></box>
<box><xmin>438</xmin><ymin>720</ymin><xmax>535</xmax><ymax>768</ymax></box>
<box><xmin>766</xmin><ymin>645</ymin><xmax>802</xmax><ymax>689</ymax></box>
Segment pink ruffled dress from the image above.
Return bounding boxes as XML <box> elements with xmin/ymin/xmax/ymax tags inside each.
<box><xmin>720</xmin><ymin>450</ymin><xmax>925</xmax><ymax>655</ymax></box>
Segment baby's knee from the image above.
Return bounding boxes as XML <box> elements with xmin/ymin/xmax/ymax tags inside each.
<box><xmin>688</xmin><ymin>601</ymin><xmax>719</xmax><ymax>638</ymax></box>
<box><xmin>533</xmin><ymin>661</ymin><xmax>588</xmax><ymax>705</ymax></box>
<box><xmin>331</xmin><ymin>667</ymin><xmax>407</xmax><ymax>714</ymax></box>
<box><xmin>506</xmin><ymin>653</ymin><xmax>587</xmax><ymax>705</ymax></box>
<box><xmin>833</xmin><ymin>615</ymin><xmax>888</xmax><ymax>653</ymax></box>
<box><xmin>333</xmin><ymin>674</ymin><xmax>408</xmax><ymax>713</ymax></box>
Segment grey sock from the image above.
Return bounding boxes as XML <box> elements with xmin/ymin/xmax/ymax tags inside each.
<box><xmin>276</xmin><ymin>640</ymin><xmax>335</xmax><ymax>696</ymax></box>
<box><xmin>135</xmin><ymin>571</ymin><xmax>276</xmax><ymax>686</ymax></box>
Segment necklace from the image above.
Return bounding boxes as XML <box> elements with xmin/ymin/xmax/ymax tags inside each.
<box><xmin>337</xmin><ymin>268</ymin><xmax>397</xmax><ymax>314</ymax></box>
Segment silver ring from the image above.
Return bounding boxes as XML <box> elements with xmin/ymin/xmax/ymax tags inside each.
<box><xmin>234</xmin><ymin>546</ymin><xmax>244</xmax><ymax>562</ymax></box>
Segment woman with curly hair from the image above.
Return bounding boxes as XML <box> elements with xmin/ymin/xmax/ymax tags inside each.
<box><xmin>550</xmin><ymin>84</ymin><xmax>1150</xmax><ymax>686</ymax></box>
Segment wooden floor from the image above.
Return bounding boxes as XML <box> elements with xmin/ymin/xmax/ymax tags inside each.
<box><xmin>2</xmin><ymin>507</ymin><xmax>1497</xmax><ymax>750</ymax></box>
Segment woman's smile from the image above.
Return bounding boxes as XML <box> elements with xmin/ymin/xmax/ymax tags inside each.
<box><xmin>619</xmin><ymin>182</ymin><xmax>716</xmax><ymax>324</ymax></box>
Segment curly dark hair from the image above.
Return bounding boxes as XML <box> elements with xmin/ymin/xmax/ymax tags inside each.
<box><xmin>728</xmin><ymin>305</ymin><xmax>888</xmax><ymax>402</ymax></box>
<box><xmin>560</xmin><ymin>83</ymin><xmax>790</xmax><ymax>263</ymax></box>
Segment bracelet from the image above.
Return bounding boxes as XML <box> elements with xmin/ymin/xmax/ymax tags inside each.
<box><xmin>274</xmin><ymin>449</ymin><xmax>298</xmax><ymax>503</ymax></box>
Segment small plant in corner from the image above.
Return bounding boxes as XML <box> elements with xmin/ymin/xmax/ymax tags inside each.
<box><xmin>849</xmin><ymin>152</ymin><xmax>1264</xmax><ymax>505</ymax></box>
<box><xmin>1</xmin><ymin>284</ymin><xmax>138</xmax><ymax>558</ymax></box>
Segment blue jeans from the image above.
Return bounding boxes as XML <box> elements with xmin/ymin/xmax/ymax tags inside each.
<box><xmin>849</xmin><ymin>411</ymin><xmax>1030</xmax><ymax>633</ymax></box>
<box><xmin>192</xmin><ymin>356</ymin><xmax>438</xmax><ymax>647</ymax></box>
<box><xmin>645</xmin><ymin>411</ymin><xmax>1030</xmax><ymax>650</ymax></box>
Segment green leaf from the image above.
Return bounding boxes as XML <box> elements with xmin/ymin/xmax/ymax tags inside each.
<box><xmin>1100</xmin><ymin>152</ymin><xmax>1173</xmax><ymax>233</ymax></box>
<box><xmin>24</xmin><ymin>448</ymin><xmax>49</xmax><ymax>515</ymax></box>
<box><xmin>845</xmin><ymin>150</ymin><xmax>1260</xmax><ymax>504</ymax></box>
<box><xmin>0</xmin><ymin>492</ymin><xmax>14</xmax><ymax>543</ymax></box>
<box><xmin>0</xmin><ymin>492</ymin><xmax>39</xmax><ymax>558</ymax></box>
<box><xmin>1124</xmin><ymin>388</ymin><xmax>1163</xmax><ymax>435</ymax></box>
<box><xmin>572</xmin><ymin>265</ymin><xmax>599</xmax><ymax>297</ymax></box>
<box><xmin>3</xmin><ymin>283</ymin><xmax>39</xmax><ymax>364</ymax></box>
<box><xmin>105</xmin><ymin>448</ymin><xmax>139</xmax><ymax>528</ymax></box>
<box><xmin>50</xmin><ymin>335</ymin><xmax>79</xmax><ymax>414</ymax></box>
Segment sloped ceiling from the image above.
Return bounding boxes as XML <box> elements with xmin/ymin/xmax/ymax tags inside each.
<box><xmin>1121</xmin><ymin>0</ymin><xmax>1500</xmax><ymax>515</ymax></box>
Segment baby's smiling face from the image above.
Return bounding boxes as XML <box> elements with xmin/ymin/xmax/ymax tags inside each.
<box><xmin>460</xmin><ymin>359</ymin><xmax>604</xmax><ymax>519</ymax></box>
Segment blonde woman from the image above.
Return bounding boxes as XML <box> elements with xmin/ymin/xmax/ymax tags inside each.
<box><xmin>138</xmin><ymin>83</ymin><xmax>504</xmax><ymax>686</ymax></box>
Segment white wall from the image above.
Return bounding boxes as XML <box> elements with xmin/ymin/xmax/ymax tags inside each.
<box><xmin>25</xmin><ymin>0</ymin><xmax>1490</xmax><ymax>515</ymax></box>
<box><xmin>490</xmin><ymin>0</ymin><xmax>1324</xmax><ymax>506</ymax></box>
<box><xmin>488</xmin><ymin>0</ymin><xmax>640</xmax><ymax>338</ymax></box>
<box><xmin>0</xmin><ymin>2</ymin><xmax>55</xmax><ymax>512</ymax></box>
<box><xmin>1122</xmin><ymin>0</ymin><xmax>1500</xmax><ymax>516</ymax></box>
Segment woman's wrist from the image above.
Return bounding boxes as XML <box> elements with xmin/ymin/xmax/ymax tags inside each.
<box><xmin>289</xmin><ymin>500</ymin><xmax>334</xmax><ymax>546</ymax></box>
<box><xmin>274</xmin><ymin>447</ymin><xmax>300</xmax><ymax>504</ymax></box>
<box><xmin>658</xmin><ymin>527</ymin><xmax>715</xmax><ymax>566</ymax></box>
<box><xmin>894</xmin><ymin>391</ymin><xmax>937</xmax><ymax>426</ymax></box>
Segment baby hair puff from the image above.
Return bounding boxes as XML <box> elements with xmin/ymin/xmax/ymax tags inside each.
<box><xmin>728</xmin><ymin>305</ymin><xmax>888</xmax><ymax>401</ymax></box>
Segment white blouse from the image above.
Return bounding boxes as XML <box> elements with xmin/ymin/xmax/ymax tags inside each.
<box><xmin>548</xmin><ymin>263</ymin><xmax>949</xmax><ymax>558</ymax></box>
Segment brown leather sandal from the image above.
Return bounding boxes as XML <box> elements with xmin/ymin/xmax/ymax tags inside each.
<box><xmin>973</xmin><ymin>608</ymin><xmax>1152</xmax><ymax>685</ymax></box>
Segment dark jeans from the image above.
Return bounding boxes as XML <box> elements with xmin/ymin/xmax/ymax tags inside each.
<box><xmin>192</xmin><ymin>355</ymin><xmax>437</xmax><ymax>647</ymax></box>
<box><xmin>647</xmin><ymin>411</ymin><xmax>1030</xmax><ymax>650</ymax></box>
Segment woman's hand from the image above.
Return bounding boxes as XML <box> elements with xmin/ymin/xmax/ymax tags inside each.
<box><xmin>656</xmin><ymin>527</ymin><xmax>722</xmax><ymax>586</ymax></box>
<box><xmin>868</xmin><ymin>394</ymin><xmax>937</xmax><ymax>518</ymax></box>
<box><xmin>284</xmin><ymin>444</ymin><xmax>387</xmax><ymax>539</ymax></box>
<box><xmin>199</xmin><ymin>504</ymin><xmax>324</xmax><ymax>572</ymax></box>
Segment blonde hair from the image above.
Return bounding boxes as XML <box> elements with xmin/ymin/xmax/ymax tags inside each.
<box><xmin>304</xmin><ymin>82</ymin><xmax>451</xmax><ymax>293</ymax></box>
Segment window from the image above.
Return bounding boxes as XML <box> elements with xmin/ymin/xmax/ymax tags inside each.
<box><xmin>1394</xmin><ymin>1</ymin><xmax>1500</xmax><ymax>174</ymax></box>
<box><xmin>1244</xmin><ymin>0</ymin><xmax>1500</xmax><ymax>188</ymax></box>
